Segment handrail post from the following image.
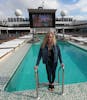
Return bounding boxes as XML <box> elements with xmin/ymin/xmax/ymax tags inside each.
<box><xmin>58</xmin><ymin>66</ymin><xmax>61</xmax><ymax>84</ymax></box>
<box><xmin>58</xmin><ymin>66</ymin><xmax>64</xmax><ymax>95</ymax></box>
<box><xmin>58</xmin><ymin>71</ymin><xmax>60</xmax><ymax>84</ymax></box>
<box><xmin>62</xmin><ymin>67</ymin><xmax>64</xmax><ymax>94</ymax></box>
<box><xmin>35</xmin><ymin>69</ymin><xmax>39</xmax><ymax>98</ymax></box>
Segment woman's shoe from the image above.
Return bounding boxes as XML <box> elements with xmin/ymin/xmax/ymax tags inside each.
<box><xmin>48</xmin><ymin>84</ymin><xmax>52</xmax><ymax>91</ymax></box>
<box><xmin>51</xmin><ymin>84</ymin><xmax>54</xmax><ymax>91</ymax></box>
<box><xmin>51</xmin><ymin>84</ymin><xmax>54</xmax><ymax>89</ymax></box>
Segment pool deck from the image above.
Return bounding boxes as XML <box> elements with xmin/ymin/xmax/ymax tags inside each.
<box><xmin>0</xmin><ymin>40</ymin><xmax>87</xmax><ymax>100</ymax></box>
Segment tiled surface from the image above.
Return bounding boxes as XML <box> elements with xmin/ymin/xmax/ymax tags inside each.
<box><xmin>0</xmin><ymin>82</ymin><xmax>87</xmax><ymax>100</ymax></box>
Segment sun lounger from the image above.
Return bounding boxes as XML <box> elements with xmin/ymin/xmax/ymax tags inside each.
<box><xmin>83</xmin><ymin>40</ymin><xmax>87</xmax><ymax>44</ymax></box>
<box><xmin>19</xmin><ymin>34</ymin><xmax>33</xmax><ymax>39</ymax></box>
<box><xmin>0</xmin><ymin>38</ymin><xmax>26</xmax><ymax>59</ymax></box>
<box><xmin>70</xmin><ymin>36</ymin><xmax>87</xmax><ymax>44</ymax></box>
<box><xmin>0</xmin><ymin>39</ymin><xmax>25</xmax><ymax>49</ymax></box>
<box><xmin>0</xmin><ymin>48</ymin><xmax>13</xmax><ymax>59</ymax></box>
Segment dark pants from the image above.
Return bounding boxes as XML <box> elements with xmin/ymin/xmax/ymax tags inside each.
<box><xmin>46</xmin><ymin>63</ymin><xmax>57</xmax><ymax>84</ymax></box>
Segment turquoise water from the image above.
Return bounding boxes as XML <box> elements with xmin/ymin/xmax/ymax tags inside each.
<box><xmin>5</xmin><ymin>41</ymin><xmax>87</xmax><ymax>92</ymax></box>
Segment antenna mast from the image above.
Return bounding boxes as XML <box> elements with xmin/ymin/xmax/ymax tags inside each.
<box><xmin>41</xmin><ymin>0</ymin><xmax>45</xmax><ymax>8</ymax></box>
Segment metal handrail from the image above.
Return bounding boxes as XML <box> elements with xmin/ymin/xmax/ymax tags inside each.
<box><xmin>58</xmin><ymin>66</ymin><xmax>64</xmax><ymax>94</ymax></box>
<box><xmin>34</xmin><ymin>69</ymin><xmax>39</xmax><ymax>98</ymax></box>
<box><xmin>34</xmin><ymin>65</ymin><xmax>64</xmax><ymax>98</ymax></box>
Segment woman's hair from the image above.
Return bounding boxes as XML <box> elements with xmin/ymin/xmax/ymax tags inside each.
<box><xmin>41</xmin><ymin>31</ymin><xmax>56</xmax><ymax>48</ymax></box>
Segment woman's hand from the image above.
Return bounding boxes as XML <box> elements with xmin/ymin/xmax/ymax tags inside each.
<box><xmin>61</xmin><ymin>63</ymin><xmax>64</xmax><ymax>69</ymax></box>
<box><xmin>34</xmin><ymin>66</ymin><xmax>38</xmax><ymax>71</ymax></box>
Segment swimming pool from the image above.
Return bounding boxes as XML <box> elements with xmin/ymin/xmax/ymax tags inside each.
<box><xmin>5</xmin><ymin>41</ymin><xmax>87</xmax><ymax>92</ymax></box>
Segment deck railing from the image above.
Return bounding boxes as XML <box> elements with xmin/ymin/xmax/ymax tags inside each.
<box><xmin>34</xmin><ymin>65</ymin><xmax>64</xmax><ymax>98</ymax></box>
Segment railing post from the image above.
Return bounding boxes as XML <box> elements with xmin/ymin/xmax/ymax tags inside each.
<box><xmin>35</xmin><ymin>69</ymin><xmax>39</xmax><ymax>98</ymax></box>
<box><xmin>58</xmin><ymin>66</ymin><xmax>61</xmax><ymax>84</ymax></box>
<box><xmin>58</xmin><ymin>71</ymin><xmax>60</xmax><ymax>84</ymax></box>
<box><xmin>62</xmin><ymin>67</ymin><xmax>64</xmax><ymax>94</ymax></box>
<box><xmin>58</xmin><ymin>66</ymin><xmax>64</xmax><ymax>95</ymax></box>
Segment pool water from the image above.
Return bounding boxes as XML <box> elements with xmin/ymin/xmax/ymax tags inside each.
<box><xmin>5</xmin><ymin>41</ymin><xmax>87</xmax><ymax>92</ymax></box>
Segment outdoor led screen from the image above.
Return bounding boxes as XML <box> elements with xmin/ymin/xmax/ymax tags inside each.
<box><xmin>29</xmin><ymin>13</ymin><xmax>55</xmax><ymax>28</ymax></box>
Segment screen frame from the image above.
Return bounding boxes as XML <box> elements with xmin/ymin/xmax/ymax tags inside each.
<box><xmin>29</xmin><ymin>13</ymin><xmax>55</xmax><ymax>28</ymax></box>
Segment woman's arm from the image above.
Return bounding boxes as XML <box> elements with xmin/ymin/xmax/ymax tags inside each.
<box><xmin>34</xmin><ymin>47</ymin><xmax>42</xmax><ymax>70</ymax></box>
<box><xmin>57</xmin><ymin>45</ymin><xmax>62</xmax><ymax>63</ymax></box>
<box><xmin>57</xmin><ymin>45</ymin><xmax>64</xmax><ymax>68</ymax></box>
<box><xmin>36</xmin><ymin>48</ymin><xmax>42</xmax><ymax>65</ymax></box>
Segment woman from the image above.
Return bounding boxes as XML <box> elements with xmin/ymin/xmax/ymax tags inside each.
<box><xmin>34</xmin><ymin>32</ymin><xmax>64</xmax><ymax>91</ymax></box>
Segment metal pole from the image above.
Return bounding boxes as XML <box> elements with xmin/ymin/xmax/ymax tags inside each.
<box><xmin>58</xmin><ymin>67</ymin><xmax>61</xmax><ymax>83</ymax></box>
<box><xmin>58</xmin><ymin>71</ymin><xmax>60</xmax><ymax>84</ymax></box>
<box><xmin>62</xmin><ymin>16</ymin><xmax>64</xmax><ymax>39</ymax></box>
<box><xmin>0</xmin><ymin>30</ymin><xmax>1</xmax><ymax>35</ymax></box>
<box><xmin>62</xmin><ymin>67</ymin><xmax>64</xmax><ymax>94</ymax></box>
<box><xmin>63</xmin><ymin>28</ymin><xmax>64</xmax><ymax>39</ymax></box>
<box><xmin>58</xmin><ymin>66</ymin><xmax>64</xmax><ymax>94</ymax></box>
<box><xmin>35</xmin><ymin>69</ymin><xmax>39</xmax><ymax>98</ymax></box>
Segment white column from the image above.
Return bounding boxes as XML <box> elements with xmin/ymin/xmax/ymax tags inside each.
<box><xmin>0</xmin><ymin>30</ymin><xmax>1</xmax><ymax>35</ymax></box>
<box><xmin>62</xmin><ymin>28</ymin><xmax>64</xmax><ymax>38</ymax></box>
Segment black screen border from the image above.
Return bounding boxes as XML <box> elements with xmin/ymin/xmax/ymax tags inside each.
<box><xmin>29</xmin><ymin>13</ymin><xmax>55</xmax><ymax>28</ymax></box>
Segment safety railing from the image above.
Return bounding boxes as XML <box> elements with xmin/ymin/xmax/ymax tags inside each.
<box><xmin>34</xmin><ymin>65</ymin><xmax>64</xmax><ymax>98</ymax></box>
<box><xmin>58</xmin><ymin>66</ymin><xmax>64</xmax><ymax>94</ymax></box>
<box><xmin>34</xmin><ymin>69</ymin><xmax>39</xmax><ymax>98</ymax></box>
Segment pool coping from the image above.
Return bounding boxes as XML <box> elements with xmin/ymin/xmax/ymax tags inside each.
<box><xmin>0</xmin><ymin>41</ymin><xmax>32</xmax><ymax>91</ymax></box>
<box><xmin>68</xmin><ymin>41</ymin><xmax>87</xmax><ymax>51</ymax></box>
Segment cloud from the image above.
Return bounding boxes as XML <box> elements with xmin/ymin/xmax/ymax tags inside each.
<box><xmin>0</xmin><ymin>11</ymin><xmax>6</xmax><ymax>19</ymax></box>
<box><xmin>44</xmin><ymin>0</ymin><xmax>58</xmax><ymax>9</ymax></box>
<box><xmin>55</xmin><ymin>0</ymin><xmax>87</xmax><ymax>19</ymax></box>
<box><xmin>0</xmin><ymin>0</ymin><xmax>87</xmax><ymax>20</ymax></box>
<box><xmin>0</xmin><ymin>0</ymin><xmax>58</xmax><ymax>18</ymax></box>
<box><xmin>74</xmin><ymin>15</ymin><xmax>87</xmax><ymax>20</ymax></box>
<box><xmin>81</xmin><ymin>7</ymin><xmax>87</xmax><ymax>12</ymax></box>
<box><xmin>78</xmin><ymin>0</ymin><xmax>87</xmax><ymax>12</ymax></box>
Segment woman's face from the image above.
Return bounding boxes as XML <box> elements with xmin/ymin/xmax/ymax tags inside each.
<box><xmin>47</xmin><ymin>33</ymin><xmax>53</xmax><ymax>44</ymax></box>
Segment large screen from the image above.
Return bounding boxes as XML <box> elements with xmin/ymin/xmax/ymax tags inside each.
<box><xmin>29</xmin><ymin>13</ymin><xmax>55</xmax><ymax>28</ymax></box>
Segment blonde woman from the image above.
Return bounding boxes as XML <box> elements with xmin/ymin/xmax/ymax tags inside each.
<box><xmin>34</xmin><ymin>32</ymin><xmax>64</xmax><ymax>91</ymax></box>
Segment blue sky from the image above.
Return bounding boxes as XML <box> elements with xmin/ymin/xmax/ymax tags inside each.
<box><xmin>0</xmin><ymin>0</ymin><xmax>87</xmax><ymax>20</ymax></box>
<box><xmin>59</xmin><ymin>0</ymin><xmax>79</xmax><ymax>5</ymax></box>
